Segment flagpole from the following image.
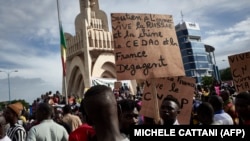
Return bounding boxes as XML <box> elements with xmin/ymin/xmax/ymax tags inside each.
<box><xmin>63</xmin><ymin>75</ymin><xmax>68</xmax><ymax>105</ymax></box>
<box><xmin>56</xmin><ymin>0</ymin><xmax>68</xmax><ymax>105</ymax></box>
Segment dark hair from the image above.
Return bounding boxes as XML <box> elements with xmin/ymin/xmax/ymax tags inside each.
<box><xmin>162</xmin><ymin>95</ymin><xmax>181</xmax><ymax>108</ymax></box>
<box><xmin>79</xmin><ymin>99</ymin><xmax>86</xmax><ymax>115</ymax></box>
<box><xmin>197</xmin><ymin>102</ymin><xmax>214</xmax><ymax>124</ymax></box>
<box><xmin>37</xmin><ymin>103</ymin><xmax>53</xmax><ymax>119</ymax></box>
<box><xmin>197</xmin><ymin>102</ymin><xmax>214</xmax><ymax>118</ymax></box>
<box><xmin>84</xmin><ymin>85</ymin><xmax>112</xmax><ymax>98</ymax></box>
<box><xmin>79</xmin><ymin>99</ymin><xmax>92</xmax><ymax>125</ymax></box>
<box><xmin>236</xmin><ymin>92</ymin><xmax>250</xmax><ymax>105</ymax></box>
<box><xmin>117</xmin><ymin>99</ymin><xmax>138</xmax><ymax>115</ymax></box>
<box><xmin>220</xmin><ymin>89</ymin><xmax>230</xmax><ymax>95</ymax></box>
<box><xmin>208</xmin><ymin>95</ymin><xmax>223</xmax><ymax>111</ymax></box>
<box><xmin>62</xmin><ymin>105</ymin><xmax>72</xmax><ymax>114</ymax></box>
<box><xmin>83</xmin><ymin>85</ymin><xmax>112</xmax><ymax>125</ymax></box>
<box><xmin>220</xmin><ymin>90</ymin><xmax>230</xmax><ymax>100</ymax></box>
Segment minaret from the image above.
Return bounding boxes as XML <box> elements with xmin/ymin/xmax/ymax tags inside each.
<box><xmin>65</xmin><ymin>0</ymin><xmax>116</xmax><ymax>96</ymax></box>
<box><xmin>79</xmin><ymin>0</ymin><xmax>99</xmax><ymax>13</ymax></box>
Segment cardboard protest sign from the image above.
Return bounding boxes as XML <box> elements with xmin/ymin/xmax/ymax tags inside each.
<box><xmin>139</xmin><ymin>76</ymin><xmax>195</xmax><ymax>124</ymax></box>
<box><xmin>228</xmin><ymin>51</ymin><xmax>250</xmax><ymax>93</ymax></box>
<box><xmin>111</xmin><ymin>13</ymin><xmax>185</xmax><ymax>80</ymax></box>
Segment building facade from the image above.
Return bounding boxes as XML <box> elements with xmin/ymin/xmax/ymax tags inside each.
<box><xmin>205</xmin><ymin>44</ymin><xmax>221</xmax><ymax>82</ymax></box>
<box><xmin>64</xmin><ymin>0</ymin><xmax>115</xmax><ymax>97</ymax></box>
<box><xmin>175</xmin><ymin>21</ymin><xmax>212</xmax><ymax>84</ymax></box>
<box><xmin>63</xmin><ymin>0</ymin><xmax>136</xmax><ymax>98</ymax></box>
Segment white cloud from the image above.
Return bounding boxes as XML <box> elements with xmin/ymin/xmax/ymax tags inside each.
<box><xmin>203</xmin><ymin>17</ymin><xmax>250</xmax><ymax>69</ymax></box>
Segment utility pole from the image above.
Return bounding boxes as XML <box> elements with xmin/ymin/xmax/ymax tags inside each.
<box><xmin>0</xmin><ymin>70</ymin><xmax>18</xmax><ymax>103</ymax></box>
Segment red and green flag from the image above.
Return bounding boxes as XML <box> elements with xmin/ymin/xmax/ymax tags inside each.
<box><xmin>59</xmin><ymin>23</ymin><xmax>67</xmax><ymax>76</ymax></box>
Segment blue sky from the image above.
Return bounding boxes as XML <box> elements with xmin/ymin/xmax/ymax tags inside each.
<box><xmin>0</xmin><ymin>0</ymin><xmax>249</xmax><ymax>104</ymax></box>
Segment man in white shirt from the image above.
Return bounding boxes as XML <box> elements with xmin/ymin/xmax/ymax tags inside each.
<box><xmin>26</xmin><ymin>103</ymin><xmax>68</xmax><ymax>141</ymax></box>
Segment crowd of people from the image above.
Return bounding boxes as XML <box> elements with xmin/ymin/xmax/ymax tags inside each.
<box><xmin>0</xmin><ymin>80</ymin><xmax>250</xmax><ymax>141</ymax></box>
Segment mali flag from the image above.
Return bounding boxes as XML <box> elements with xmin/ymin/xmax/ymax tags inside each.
<box><xmin>59</xmin><ymin>22</ymin><xmax>67</xmax><ymax>76</ymax></box>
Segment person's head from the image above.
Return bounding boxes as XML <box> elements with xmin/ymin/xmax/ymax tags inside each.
<box><xmin>83</xmin><ymin>85</ymin><xmax>118</xmax><ymax>127</ymax></box>
<box><xmin>197</xmin><ymin>85</ymin><xmax>202</xmax><ymax>91</ymax></box>
<box><xmin>3</xmin><ymin>102</ymin><xmax>23</xmax><ymax>125</ymax></box>
<box><xmin>36</xmin><ymin>103</ymin><xmax>54</xmax><ymax>122</ymax></box>
<box><xmin>53</xmin><ymin>110</ymin><xmax>63</xmax><ymax>123</ymax></box>
<box><xmin>208</xmin><ymin>95</ymin><xmax>224</xmax><ymax>112</ymax></box>
<box><xmin>197</xmin><ymin>102</ymin><xmax>214</xmax><ymax>125</ymax></box>
<box><xmin>220</xmin><ymin>90</ymin><xmax>230</xmax><ymax>102</ymax></box>
<box><xmin>117</xmin><ymin>99</ymin><xmax>139</xmax><ymax>134</ymax></box>
<box><xmin>0</xmin><ymin>116</ymin><xmax>7</xmax><ymax>139</ymax></box>
<box><xmin>235</xmin><ymin>92</ymin><xmax>250</xmax><ymax>122</ymax></box>
<box><xmin>160</xmin><ymin>96</ymin><xmax>180</xmax><ymax>125</ymax></box>
<box><xmin>79</xmin><ymin>99</ymin><xmax>91</xmax><ymax>124</ymax></box>
<box><xmin>62</xmin><ymin>105</ymin><xmax>72</xmax><ymax>115</ymax></box>
<box><xmin>203</xmin><ymin>86</ymin><xmax>209</xmax><ymax>93</ymax></box>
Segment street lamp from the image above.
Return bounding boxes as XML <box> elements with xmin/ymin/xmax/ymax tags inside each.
<box><xmin>0</xmin><ymin>70</ymin><xmax>18</xmax><ymax>103</ymax></box>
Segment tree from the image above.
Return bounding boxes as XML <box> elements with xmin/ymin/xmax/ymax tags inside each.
<box><xmin>220</xmin><ymin>67</ymin><xmax>232</xmax><ymax>81</ymax></box>
<box><xmin>0</xmin><ymin>99</ymin><xmax>30</xmax><ymax>111</ymax></box>
<box><xmin>201</xmin><ymin>76</ymin><xmax>213</xmax><ymax>87</ymax></box>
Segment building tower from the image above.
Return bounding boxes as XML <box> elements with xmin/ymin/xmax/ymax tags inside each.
<box><xmin>205</xmin><ymin>44</ymin><xmax>221</xmax><ymax>81</ymax></box>
<box><xmin>175</xmin><ymin>21</ymin><xmax>212</xmax><ymax>84</ymax></box>
<box><xmin>63</xmin><ymin>0</ymin><xmax>115</xmax><ymax>97</ymax></box>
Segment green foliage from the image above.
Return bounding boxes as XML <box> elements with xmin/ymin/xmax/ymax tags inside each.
<box><xmin>0</xmin><ymin>102</ymin><xmax>8</xmax><ymax>111</ymax></box>
<box><xmin>220</xmin><ymin>67</ymin><xmax>232</xmax><ymax>81</ymax></box>
<box><xmin>0</xmin><ymin>99</ymin><xmax>30</xmax><ymax>111</ymax></box>
<box><xmin>201</xmin><ymin>76</ymin><xmax>213</xmax><ymax>87</ymax></box>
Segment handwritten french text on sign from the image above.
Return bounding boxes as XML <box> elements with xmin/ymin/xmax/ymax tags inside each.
<box><xmin>139</xmin><ymin>76</ymin><xmax>195</xmax><ymax>124</ymax></box>
<box><xmin>228</xmin><ymin>51</ymin><xmax>250</xmax><ymax>93</ymax></box>
<box><xmin>111</xmin><ymin>13</ymin><xmax>185</xmax><ymax>80</ymax></box>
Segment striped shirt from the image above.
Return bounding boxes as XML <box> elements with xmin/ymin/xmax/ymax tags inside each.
<box><xmin>6</xmin><ymin>123</ymin><xmax>26</xmax><ymax>141</ymax></box>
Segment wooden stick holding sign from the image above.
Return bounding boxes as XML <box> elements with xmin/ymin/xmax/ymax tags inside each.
<box><xmin>151</xmin><ymin>79</ymin><xmax>161</xmax><ymax>124</ymax></box>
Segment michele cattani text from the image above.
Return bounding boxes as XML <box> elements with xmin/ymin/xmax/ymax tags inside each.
<box><xmin>134</xmin><ymin>128</ymin><xmax>245</xmax><ymax>138</ymax></box>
